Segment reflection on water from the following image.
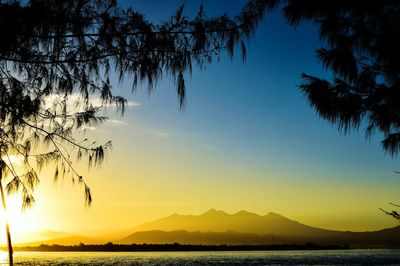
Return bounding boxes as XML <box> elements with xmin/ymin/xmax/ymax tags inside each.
<box><xmin>0</xmin><ymin>249</ymin><xmax>399</xmax><ymax>265</ymax></box>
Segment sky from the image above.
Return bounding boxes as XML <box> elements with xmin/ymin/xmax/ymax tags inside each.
<box><xmin>1</xmin><ymin>0</ymin><xmax>400</xmax><ymax>244</ymax></box>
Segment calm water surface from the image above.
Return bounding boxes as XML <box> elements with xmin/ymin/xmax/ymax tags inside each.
<box><xmin>0</xmin><ymin>249</ymin><xmax>399</xmax><ymax>265</ymax></box>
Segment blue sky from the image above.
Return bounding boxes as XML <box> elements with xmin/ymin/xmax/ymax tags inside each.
<box><xmin>89</xmin><ymin>0</ymin><xmax>400</xmax><ymax>230</ymax></box>
<box><xmin>121</xmin><ymin>0</ymin><xmax>399</xmax><ymax>177</ymax></box>
<box><xmin>8</xmin><ymin>1</ymin><xmax>399</xmax><ymax>239</ymax></box>
<box><xmin>4</xmin><ymin>1</ymin><xmax>400</xmax><ymax>246</ymax></box>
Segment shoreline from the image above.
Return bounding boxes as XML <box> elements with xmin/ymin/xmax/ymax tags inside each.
<box><xmin>4</xmin><ymin>243</ymin><xmax>352</xmax><ymax>252</ymax></box>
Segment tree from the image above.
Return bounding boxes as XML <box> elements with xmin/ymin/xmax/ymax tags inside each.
<box><xmin>274</xmin><ymin>0</ymin><xmax>400</xmax><ymax>155</ymax></box>
<box><xmin>268</xmin><ymin>1</ymin><xmax>400</xmax><ymax>223</ymax></box>
<box><xmin>0</xmin><ymin>0</ymin><xmax>271</xmax><ymax>264</ymax></box>
<box><xmin>380</xmin><ymin>203</ymin><xmax>400</xmax><ymax>221</ymax></box>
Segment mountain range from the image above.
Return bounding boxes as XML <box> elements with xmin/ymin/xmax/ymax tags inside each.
<box><xmin>17</xmin><ymin>209</ymin><xmax>400</xmax><ymax>248</ymax></box>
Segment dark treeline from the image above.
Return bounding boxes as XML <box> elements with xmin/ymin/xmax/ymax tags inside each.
<box><xmin>10</xmin><ymin>243</ymin><xmax>349</xmax><ymax>252</ymax></box>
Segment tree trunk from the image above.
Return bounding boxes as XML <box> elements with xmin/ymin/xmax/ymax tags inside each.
<box><xmin>0</xmin><ymin>162</ymin><xmax>13</xmax><ymax>266</ymax></box>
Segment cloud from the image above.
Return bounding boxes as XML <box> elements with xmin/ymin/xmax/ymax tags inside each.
<box><xmin>89</xmin><ymin>97</ymin><xmax>140</xmax><ymax>109</ymax></box>
<box><xmin>107</xmin><ymin>119</ymin><xmax>128</xmax><ymax>126</ymax></box>
<box><xmin>43</xmin><ymin>93</ymin><xmax>140</xmax><ymax>111</ymax></box>
<box><xmin>126</xmin><ymin>101</ymin><xmax>141</xmax><ymax>107</ymax></box>
<box><xmin>155</xmin><ymin>131</ymin><xmax>170</xmax><ymax>138</ymax></box>
<box><xmin>79</xmin><ymin>121</ymin><xmax>125</xmax><ymax>132</ymax></box>
<box><xmin>81</xmin><ymin>125</ymin><xmax>98</xmax><ymax>131</ymax></box>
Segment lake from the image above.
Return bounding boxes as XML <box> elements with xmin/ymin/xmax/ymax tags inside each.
<box><xmin>1</xmin><ymin>249</ymin><xmax>399</xmax><ymax>265</ymax></box>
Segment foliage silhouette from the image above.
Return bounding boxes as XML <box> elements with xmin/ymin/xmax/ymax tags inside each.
<box><xmin>267</xmin><ymin>1</ymin><xmax>400</xmax><ymax>223</ymax></box>
<box><xmin>0</xmin><ymin>0</ymin><xmax>270</xmax><ymax>208</ymax></box>
<box><xmin>380</xmin><ymin>203</ymin><xmax>400</xmax><ymax>221</ymax></box>
<box><xmin>0</xmin><ymin>1</ymin><xmax>271</xmax><ymax>264</ymax></box>
<box><xmin>271</xmin><ymin>0</ymin><xmax>400</xmax><ymax>155</ymax></box>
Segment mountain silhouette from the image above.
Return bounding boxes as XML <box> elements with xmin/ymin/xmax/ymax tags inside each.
<box><xmin>128</xmin><ymin>209</ymin><xmax>339</xmax><ymax>237</ymax></box>
<box><xmin>16</xmin><ymin>209</ymin><xmax>400</xmax><ymax>248</ymax></box>
<box><xmin>17</xmin><ymin>235</ymin><xmax>105</xmax><ymax>247</ymax></box>
<box><xmin>117</xmin><ymin>227</ymin><xmax>400</xmax><ymax>247</ymax></box>
<box><xmin>117</xmin><ymin>209</ymin><xmax>400</xmax><ymax>247</ymax></box>
<box><xmin>118</xmin><ymin>230</ymin><xmax>285</xmax><ymax>245</ymax></box>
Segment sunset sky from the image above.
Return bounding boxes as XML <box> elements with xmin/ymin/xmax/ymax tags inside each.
<box><xmin>1</xmin><ymin>0</ymin><xmax>400</xmax><ymax>244</ymax></box>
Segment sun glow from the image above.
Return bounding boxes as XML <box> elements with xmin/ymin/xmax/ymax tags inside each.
<box><xmin>0</xmin><ymin>251</ymin><xmax>8</xmax><ymax>264</ymax></box>
<box><xmin>0</xmin><ymin>151</ymin><xmax>53</xmax><ymax>245</ymax></box>
<box><xmin>0</xmin><ymin>194</ymin><xmax>43</xmax><ymax>245</ymax></box>
<box><xmin>3</xmin><ymin>155</ymin><xmax>24</xmax><ymax>167</ymax></box>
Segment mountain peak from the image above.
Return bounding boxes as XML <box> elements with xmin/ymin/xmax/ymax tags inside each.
<box><xmin>265</xmin><ymin>212</ymin><xmax>284</xmax><ymax>218</ymax></box>
<box><xmin>200</xmin><ymin>209</ymin><xmax>227</xmax><ymax>216</ymax></box>
<box><xmin>234</xmin><ymin>210</ymin><xmax>259</xmax><ymax>217</ymax></box>
<box><xmin>130</xmin><ymin>209</ymin><xmax>337</xmax><ymax>237</ymax></box>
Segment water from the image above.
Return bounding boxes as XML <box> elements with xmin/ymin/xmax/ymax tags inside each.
<box><xmin>0</xmin><ymin>250</ymin><xmax>399</xmax><ymax>265</ymax></box>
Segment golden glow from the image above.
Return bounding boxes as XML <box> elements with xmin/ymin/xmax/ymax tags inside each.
<box><xmin>0</xmin><ymin>195</ymin><xmax>43</xmax><ymax>245</ymax></box>
<box><xmin>0</xmin><ymin>251</ymin><xmax>8</xmax><ymax>264</ymax></box>
<box><xmin>2</xmin><ymin>155</ymin><xmax>23</xmax><ymax>167</ymax></box>
<box><xmin>0</xmin><ymin>113</ymin><xmax>397</xmax><ymax>245</ymax></box>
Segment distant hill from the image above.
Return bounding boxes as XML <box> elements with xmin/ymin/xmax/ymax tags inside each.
<box><xmin>118</xmin><ymin>230</ymin><xmax>285</xmax><ymax>245</ymax></box>
<box><xmin>18</xmin><ymin>235</ymin><xmax>106</xmax><ymax>246</ymax></box>
<box><xmin>328</xmin><ymin>226</ymin><xmax>400</xmax><ymax>247</ymax></box>
<box><xmin>117</xmin><ymin>227</ymin><xmax>400</xmax><ymax>247</ymax></box>
<box><xmin>117</xmin><ymin>209</ymin><xmax>400</xmax><ymax>247</ymax></box>
<box><xmin>16</xmin><ymin>209</ymin><xmax>400</xmax><ymax>248</ymax></box>
<box><xmin>129</xmin><ymin>209</ymin><xmax>340</xmax><ymax>237</ymax></box>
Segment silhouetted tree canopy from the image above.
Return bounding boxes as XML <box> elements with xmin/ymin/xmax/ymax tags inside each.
<box><xmin>273</xmin><ymin>0</ymin><xmax>400</xmax><ymax>155</ymax></box>
<box><xmin>380</xmin><ymin>202</ymin><xmax>400</xmax><ymax>221</ymax></box>
<box><xmin>0</xmin><ymin>0</ymin><xmax>272</xmax><ymax>207</ymax></box>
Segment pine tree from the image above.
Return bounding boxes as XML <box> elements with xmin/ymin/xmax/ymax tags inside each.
<box><xmin>0</xmin><ymin>1</ymin><xmax>271</xmax><ymax>263</ymax></box>
<box><xmin>280</xmin><ymin>0</ymin><xmax>400</xmax><ymax>155</ymax></box>
<box><xmin>271</xmin><ymin>0</ymin><xmax>400</xmax><ymax>222</ymax></box>
<box><xmin>0</xmin><ymin>0</ymin><xmax>271</xmax><ymax>209</ymax></box>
